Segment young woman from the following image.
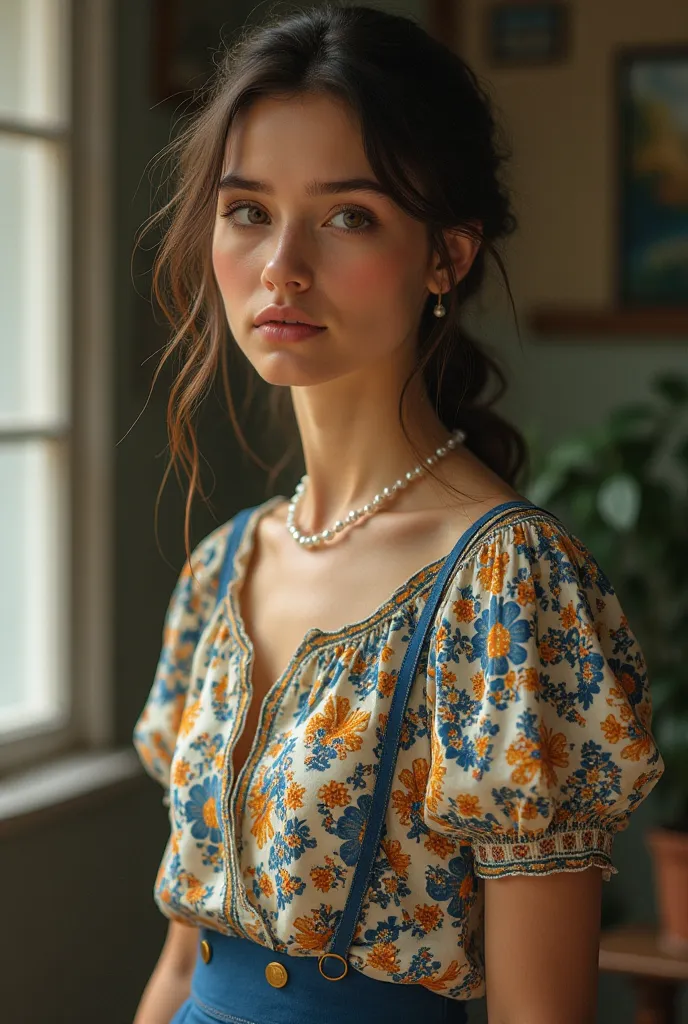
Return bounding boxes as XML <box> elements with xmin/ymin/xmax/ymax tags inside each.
<box><xmin>131</xmin><ymin>5</ymin><xmax>664</xmax><ymax>1023</ymax></box>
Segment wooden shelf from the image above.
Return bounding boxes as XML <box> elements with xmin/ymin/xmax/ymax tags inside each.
<box><xmin>529</xmin><ymin>307</ymin><xmax>688</xmax><ymax>338</ymax></box>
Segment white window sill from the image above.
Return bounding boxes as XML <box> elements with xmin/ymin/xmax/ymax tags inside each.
<box><xmin>0</xmin><ymin>749</ymin><xmax>145</xmax><ymax>837</ymax></box>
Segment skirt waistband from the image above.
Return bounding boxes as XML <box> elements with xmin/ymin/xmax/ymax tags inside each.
<box><xmin>188</xmin><ymin>927</ymin><xmax>468</xmax><ymax>1024</ymax></box>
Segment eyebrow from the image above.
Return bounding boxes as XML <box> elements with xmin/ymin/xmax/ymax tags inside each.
<box><xmin>217</xmin><ymin>172</ymin><xmax>392</xmax><ymax>200</ymax></box>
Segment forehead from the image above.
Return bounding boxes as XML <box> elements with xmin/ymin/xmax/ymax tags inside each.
<box><xmin>222</xmin><ymin>92</ymin><xmax>369</xmax><ymax>176</ymax></box>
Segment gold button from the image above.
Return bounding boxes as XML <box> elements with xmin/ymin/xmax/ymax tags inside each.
<box><xmin>200</xmin><ymin>939</ymin><xmax>212</xmax><ymax>964</ymax></box>
<box><xmin>265</xmin><ymin>961</ymin><xmax>288</xmax><ymax>988</ymax></box>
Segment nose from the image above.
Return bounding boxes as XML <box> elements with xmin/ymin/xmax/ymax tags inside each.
<box><xmin>260</xmin><ymin>225</ymin><xmax>313</xmax><ymax>293</ymax></box>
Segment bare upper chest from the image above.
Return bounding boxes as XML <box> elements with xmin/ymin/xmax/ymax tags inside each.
<box><xmin>235</xmin><ymin>500</ymin><xmax>478</xmax><ymax>693</ymax></box>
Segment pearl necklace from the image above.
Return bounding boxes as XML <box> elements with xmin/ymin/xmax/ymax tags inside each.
<box><xmin>286</xmin><ymin>427</ymin><xmax>466</xmax><ymax>548</ymax></box>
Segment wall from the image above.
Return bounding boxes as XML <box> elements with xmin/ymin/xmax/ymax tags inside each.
<box><xmin>458</xmin><ymin>0</ymin><xmax>688</xmax><ymax>441</ymax></box>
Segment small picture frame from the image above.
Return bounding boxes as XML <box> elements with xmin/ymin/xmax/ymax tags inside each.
<box><xmin>617</xmin><ymin>46</ymin><xmax>688</xmax><ymax>307</ymax></box>
<box><xmin>486</xmin><ymin>3</ymin><xmax>570</xmax><ymax>66</ymax></box>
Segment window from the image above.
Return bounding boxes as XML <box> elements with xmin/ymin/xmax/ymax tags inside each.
<box><xmin>0</xmin><ymin>0</ymin><xmax>113</xmax><ymax>779</ymax></box>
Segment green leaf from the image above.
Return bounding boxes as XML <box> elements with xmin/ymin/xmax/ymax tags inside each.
<box><xmin>608</xmin><ymin>402</ymin><xmax>655</xmax><ymax>435</ymax></box>
<box><xmin>597</xmin><ymin>474</ymin><xmax>641</xmax><ymax>531</ymax></box>
<box><xmin>655</xmin><ymin>375</ymin><xmax>688</xmax><ymax>405</ymax></box>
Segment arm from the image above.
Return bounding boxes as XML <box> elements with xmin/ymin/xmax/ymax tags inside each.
<box><xmin>133</xmin><ymin>920</ymin><xmax>199</xmax><ymax>1024</ymax></box>
<box><xmin>484</xmin><ymin>866</ymin><xmax>603</xmax><ymax>1024</ymax></box>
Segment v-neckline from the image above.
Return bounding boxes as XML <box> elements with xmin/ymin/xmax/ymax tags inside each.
<box><xmin>224</xmin><ymin>494</ymin><xmax>451</xmax><ymax>688</ymax></box>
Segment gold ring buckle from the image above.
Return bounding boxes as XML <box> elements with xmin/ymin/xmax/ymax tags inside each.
<box><xmin>318</xmin><ymin>952</ymin><xmax>349</xmax><ymax>981</ymax></box>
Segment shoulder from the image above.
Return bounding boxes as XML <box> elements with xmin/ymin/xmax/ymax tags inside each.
<box><xmin>443</xmin><ymin>504</ymin><xmax>611</xmax><ymax>597</ymax></box>
<box><xmin>170</xmin><ymin>520</ymin><xmax>235</xmax><ymax>606</ymax></box>
<box><xmin>430</xmin><ymin>504</ymin><xmax>621</xmax><ymax>658</ymax></box>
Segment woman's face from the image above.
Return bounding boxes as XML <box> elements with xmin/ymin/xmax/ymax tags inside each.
<box><xmin>211</xmin><ymin>92</ymin><xmax>438</xmax><ymax>387</ymax></box>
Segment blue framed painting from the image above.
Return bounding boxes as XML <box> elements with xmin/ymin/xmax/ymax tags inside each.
<box><xmin>618</xmin><ymin>48</ymin><xmax>688</xmax><ymax>307</ymax></box>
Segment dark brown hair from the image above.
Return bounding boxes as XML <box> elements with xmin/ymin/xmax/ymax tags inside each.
<box><xmin>138</xmin><ymin>2</ymin><xmax>527</xmax><ymax>563</ymax></box>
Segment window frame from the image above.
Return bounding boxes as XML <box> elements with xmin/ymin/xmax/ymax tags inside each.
<box><xmin>0</xmin><ymin>0</ymin><xmax>114</xmax><ymax>778</ymax></box>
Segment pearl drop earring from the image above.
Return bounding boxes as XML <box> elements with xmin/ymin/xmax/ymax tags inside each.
<box><xmin>433</xmin><ymin>288</ymin><xmax>446</xmax><ymax>318</ymax></box>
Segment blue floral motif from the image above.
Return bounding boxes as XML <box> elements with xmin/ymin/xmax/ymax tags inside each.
<box><xmin>185</xmin><ymin>775</ymin><xmax>222</xmax><ymax>844</ymax></box>
<box><xmin>335</xmin><ymin>793</ymin><xmax>372</xmax><ymax>866</ymax></box>
<box><xmin>472</xmin><ymin>596</ymin><xmax>532</xmax><ymax>677</ymax></box>
<box><xmin>425</xmin><ymin>852</ymin><xmax>477</xmax><ymax>927</ymax></box>
<box><xmin>268</xmin><ymin>817</ymin><xmax>317</xmax><ymax>870</ymax></box>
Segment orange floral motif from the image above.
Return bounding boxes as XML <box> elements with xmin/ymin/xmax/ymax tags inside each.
<box><xmin>211</xmin><ymin>674</ymin><xmax>228</xmax><ymax>705</ymax></box>
<box><xmin>426</xmin><ymin>731</ymin><xmax>445</xmax><ymax>814</ymax></box>
<box><xmin>380</xmin><ymin>644</ymin><xmax>395</xmax><ymax>663</ymax></box>
<box><xmin>487</xmin><ymin>621</ymin><xmax>512</xmax><ymax>659</ymax></box>
<box><xmin>560</xmin><ymin>602</ymin><xmax>577</xmax><ymax>629</ymax></box>
<box><xmin>506</xmin><ymin>721</ymin><xmax>569</xmax><ymax>789</ymax></box>
<box><xmin>518</xmin><ymin>667</ymin><xmax>541</xmax><ymax>693</ymax></box>
<box><xmin>304</xmin><ymin>696</ymin><xmax>371</xmax><ymax>760</ymax></box>
<box><xmin>392</xmin><ymin>758</ymin><xmax>430</xmax><ymax>825</ymax></box>
<box><xmin>311</xmin><ymin>867</ymin><xmax>334</xmax><ymax>892</ymax></box>
<box><xmin>258</xmin><ymin>872</ymin><xmax>274</xmax><ymax>897</ymax></box>
<box><xmin>285</xmin><ymin>780</ymin><xmax>306</xmax><ymax>809</ymax></box>
<box><xmin>477</xmin><ymin>543</ymin><xmax>510</xmax><ymax>594</ymax></box>
<box><xmin>178</xmin><ymin>698</ymin><xmax>201</xmax><ymax>738</ymax></box>
<box><xmin>367</xmin><ymin>942</ymin><xmax>400</xmax><ymax>973</ymax></box>
<box><xmin>318</xmin><ymin>781</ymin><xmax>351</xmax><ymax>807</ymax></box>
<box><xmin>420</xmin><ymin>960</ymin><xmax>462</xmax><ymax>991</ymax></box>
<box><xmin>471</xmin><ymin>670</ymin><xmax>485</xmax><ymax>700</ymax></box>
<box><xmin>247</xmin><ymin>768</ymin><xmax>276</xmax><ymax>848</ymax></box>
<box><xmin>382</xmin><ymin>838</ymin><xmax>411</xmax><ymax>877</ymax></box>
<box><xmin>516</xmin><ymin>579</ymin><xmax>536</xmax><ymax>606</ymax></box>
<box><xmin>293</xmin><ymin>913</ymin><xmax>333</xmax><ymax>952</ymax></box>
<box><xmin>621</xmin><ymin>734</ymin><xmax>653</xmax><ymax>762</ymax></box>
<box><xmin>277</xmin><ymin>869</ymin><xmax>302</xmax><ymax>900</ymax></box>
<box><xmin>539</xmin><ymin>640</ymin><xmax>559</xmax><ymax>664</ymax></box>
<box><xmin>455</xmin><ymin>794</ymin><xmax>482</xmax><ymax>817</ymax></box>
<box><xmin>601</xmin><ymin>714</ymin><xmax>625</xmax><ymax>744</ymax></box>
<box><xmin>424</xmin><ymin>831</ymin><xmax>456</xmax><ymax>859</ymax></box>
<box><xmin>512</xmin><ymin>524</ymin><xmax>527</xmax><ymax>546</ymax></box>
<box><xmin>453</xmin><ymin>597</ymin><xmax>475</xmax><ymax>622</ymax></box>
<box><xmin>170</xmin><ymin>757</ymin><xmax>190</xmax><ymax>786</ymax></box>
<box><xmin>377</xmin><ymin>671</ymin><xmax>396</xmax><ymax>697</ymax></box>
<box><xmin>414</xmin><ymin>903</ymin><xmax>443</xmax><ymax>932</ymax></box>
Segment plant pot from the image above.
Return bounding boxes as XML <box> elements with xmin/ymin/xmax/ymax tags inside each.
<box><xmin>646</xmin><ymin>826</ymin><xmax>688</xmax><ymax>954</ymax></box>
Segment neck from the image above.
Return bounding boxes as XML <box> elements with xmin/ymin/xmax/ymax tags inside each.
<box><xmin>289</xmin><ymin>374</ymin><xmax>454</xmax><ymax>535</ymax></box>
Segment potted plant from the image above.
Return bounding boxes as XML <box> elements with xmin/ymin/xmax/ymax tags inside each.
<box><xmin>527</xmin><ymin>374</ymin><xmax>688</xmax><ymax>953</ymax></box>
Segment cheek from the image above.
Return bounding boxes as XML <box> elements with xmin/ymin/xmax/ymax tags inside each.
<box><xmin>330</xmin><ymin>244</ymin><xmax>413</xmax><ymax>307</ymax></box>
<box><xmin>211</xmin><ymin>228</ymin><xmax>246</xmax><ymax>293</ymax></box>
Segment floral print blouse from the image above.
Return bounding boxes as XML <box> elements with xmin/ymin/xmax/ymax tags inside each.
<box><xmin>132</xmin><ymin>495</ymin><xmax>663</xmax><ymax>1003</ymax></box>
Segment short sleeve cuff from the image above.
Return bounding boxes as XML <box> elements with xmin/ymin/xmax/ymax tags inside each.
<box><xmin>473</xmin><ymin>827</ymin><xmax>617</xmax><ymax>882</ymax></box>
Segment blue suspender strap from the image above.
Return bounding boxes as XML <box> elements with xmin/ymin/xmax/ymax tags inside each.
<box><xmin>216</xmin><ymin>505</ymin><xmax>260</xmax><ymax>609</ymax></box>
<box><xmin>321</xmin><ymin>499</ymin><xmax>545</xmax><ymax>979</ymax></box>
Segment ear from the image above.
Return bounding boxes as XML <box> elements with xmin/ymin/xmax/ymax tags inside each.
<box><xmin>426</xmin><ymin>222</ymin><xmax>482</xmax><ymax>295</ymax></box>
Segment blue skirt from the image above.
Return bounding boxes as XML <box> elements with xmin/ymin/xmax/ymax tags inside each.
<box><xmin>170</xmin><ymin>927</ymin><xmax>470</xmax><ymax>1024</ymax></box>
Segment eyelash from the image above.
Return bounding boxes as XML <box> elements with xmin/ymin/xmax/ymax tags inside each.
<box><xmin>219</xmin><ymin>200</ymin><xmax>378</xmax><ymax>234</ymax></box>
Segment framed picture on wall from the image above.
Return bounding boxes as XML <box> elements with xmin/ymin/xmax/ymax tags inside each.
<box><xmin>617</xmin><ymin>47</ymin><xmax>688</xmax><ymax>307</ymax></box>
<box><xmin>485</xmin><ymin>2</ymin><xmax>570</xmax><ymax>66</ymax></box>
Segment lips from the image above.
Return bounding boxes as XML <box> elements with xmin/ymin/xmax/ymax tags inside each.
<box><xmin>254</xmin><ymin>305</ymin><xmax>325</xmax><ymax>328</ymax></box>
<box><xmin>265</xmin><ymin>320</ymin><xmax>325</xmax><ymax>328</ymax></box>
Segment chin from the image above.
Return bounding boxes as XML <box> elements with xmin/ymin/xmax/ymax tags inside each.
<box><xmin>254</xmin><ymin>362</ymin><xmax>343</xmax><ymax>388</ymax></box>
<box><xmin>246</xmin><ymin>349</ymin><xmax>352</xmax><ymax>388</ymax></box>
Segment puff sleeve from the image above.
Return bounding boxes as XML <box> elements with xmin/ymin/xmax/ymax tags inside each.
<box><xmin>132</xmin><ymin>522</ymin><xmax>229</xmax><ymax>805</ymax></box>
<box><xmin>424</xmin><ymin>515</ymin><xmax>664</xmax><ymax>881</ymax></box>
